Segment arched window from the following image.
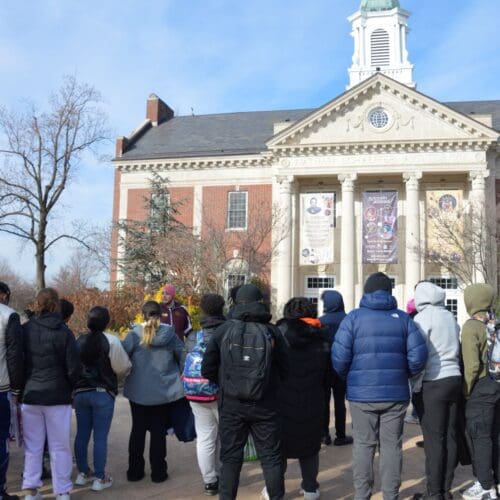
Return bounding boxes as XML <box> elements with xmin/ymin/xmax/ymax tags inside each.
<box><xmin>371</xmin><ymin>29</ymin><xmax>390</xmax><ymax>67</ymax></box>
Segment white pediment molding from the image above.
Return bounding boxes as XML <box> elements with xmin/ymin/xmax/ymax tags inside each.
<box><xmin>266</xmin><ymin>74</ymin><xmax>499</xmax><ymax>149</ymax></box>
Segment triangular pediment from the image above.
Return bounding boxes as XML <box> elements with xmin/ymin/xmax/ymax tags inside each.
<box><xmin>267</xmin><ymin>74</ymin><xmax>499</xmax><ymax>150</ymax></box>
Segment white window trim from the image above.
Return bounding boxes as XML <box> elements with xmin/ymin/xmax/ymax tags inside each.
<box><xmin>226</xmin><ymin>191</ymin><xmax>248</xmax><ymax>231</ymax></box>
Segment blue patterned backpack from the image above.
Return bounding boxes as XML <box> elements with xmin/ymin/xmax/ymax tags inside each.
<box><xmin>182</xmin><ymin>330</ymin><xmax>219</xmax><ymax>401</ymax></box>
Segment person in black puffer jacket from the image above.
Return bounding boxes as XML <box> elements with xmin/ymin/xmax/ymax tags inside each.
<box><xmin>201</xmin><ymin>284</ymin><xmax>289</xmax><ymax>500</ymax></box>
<box><xmin>21</xmin><ymin>288</ymin><xmax>80</xmax><ymax>500</ymax></box>
<box><xmin>277</xmin><ymin>297</ymin><xmax>330</xmax><ymax>500</ymax></box>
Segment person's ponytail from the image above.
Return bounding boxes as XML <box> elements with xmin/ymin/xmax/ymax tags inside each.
<box><xmin>141</xmin><ymin>301</ymin><xmax>162</xmax><ymax>347</ymax></box>
<box><xmin>80</xmin><ymin>306</ymin><xmax>111</xmax><ymax>365</ymax></box>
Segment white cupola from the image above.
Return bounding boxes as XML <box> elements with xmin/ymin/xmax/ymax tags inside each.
<box><xmin>347</xmin><ymin>0</ymin><xmax>415</xmax><ymax>89</ymax></box>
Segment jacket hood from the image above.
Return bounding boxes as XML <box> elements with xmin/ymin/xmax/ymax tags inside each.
<box><xmin>464</xmin><ymin>283</ymin><xmax>495</xmax><ymax>316</ymax></box>
<box><xmin>31</xmin><ymin>312</ymin><xmax>64</xmax><ymax>330</ymax></box>
<box><xmin>360</xmin><ymin>290</ymin><xmax>398</xmax><ymax>311</ymax></box>
<box><xmin>322</xmin><ymin>291</ymin><xmax>345</xmax><ymax>313</ymax></box>
<box><xmin>277</xmin><ymin>318</ymin><xmax>329</xmax><ymax>347</ymax></box>
<box><xmin>134</xmin><ymin>323</ymin><xmax>177</xmax><ymax>347</ymax></box>
<box><xmin>414</xmin><ymin>282</ymin><xmax>446</xmax><ymax>312</ymax></box>
<box><xmin>199</xmin><ymin>314</ymin><xmax>226</xmax><ymax>330</ymax></box>
<box><xmin>232</xmin><ymin>301</ymin><xmax>272</xmax><ymax>323</ymax></box>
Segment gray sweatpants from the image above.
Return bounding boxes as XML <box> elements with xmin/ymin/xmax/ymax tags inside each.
<box><xmin>350</xmin><ymin>401</ymin><xmax>408</xmax><ymax>500</ymax></box>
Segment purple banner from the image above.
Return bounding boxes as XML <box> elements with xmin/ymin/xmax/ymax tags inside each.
<box><xmin>362</xmin><ymin>191</ymin><xmax>398</xmax><ymax>264</ymax></box>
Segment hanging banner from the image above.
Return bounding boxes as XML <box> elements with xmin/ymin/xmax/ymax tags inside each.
<box><xmin>426</xmin><ymin>190</ymin><xmax>463</xmax><ymax>262</ymax></box>
<box><xmin>362</xmin><ymin>190</ymin><xmax>398</xmax><ymax>264</ymax></box>
<box><xmin>300</xmin><ymin>193</ymin><xmax>335</xmax><ymax>266</ymax></box>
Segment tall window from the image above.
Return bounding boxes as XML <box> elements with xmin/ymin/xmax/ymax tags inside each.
<box><xmin>371</xmin><ymin>29</ymin><xmax>390</xmax><ymax>67</ymax></box>
<box><xmin>304</xmin><ymin>275</ymin><xmax>335</xmax><ymax>310</ymax></box>
<box><xmin>227</xmin><ymin>191</ymin><xmax>247</xmax><ymax>229</ymax></box>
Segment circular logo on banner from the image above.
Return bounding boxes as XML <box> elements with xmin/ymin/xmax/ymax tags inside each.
<box><xmin>438</xmin><ymin>194</ymin><xmax>457</xmax><ymax>213</ymax></box>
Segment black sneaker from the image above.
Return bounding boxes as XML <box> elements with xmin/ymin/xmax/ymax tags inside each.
<box><xmin>322</xmin><ymin>434</ymin><xmax>332</xmax><ymax>446</ymax></box>
<box><xmin>204</xmin><ymin>481</ymin><xmax>219</xmax><ymax>496</ymax></box>
<box><xmin>416</xmin><ymin>440</ymin><xmax>424</xmax><ymax>448</ymax></box>
<box><xmin>1</xmin><ymin>492</ymin><xmax>20</xmax><ymax>500</ymax></box>
<box><xmin>334</xmin><ymin>435</ymin><xmax>353</xmax><ymax>446</ymax></box>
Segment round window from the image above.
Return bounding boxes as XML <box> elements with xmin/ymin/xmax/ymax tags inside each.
<box><xmin>368</xmin><ymin>107</ymin><xmax>389</xmax><ymax>129</ymax></box>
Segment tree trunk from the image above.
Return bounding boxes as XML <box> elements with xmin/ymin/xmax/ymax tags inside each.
<box><xmin>35</xmin><ymin>248</ymin><xmax>46</xmax><ymax>291</ymax></box>
<box><xmin>36</xmin><ymin>218</ymin><xmax>47</xmax><ymax>291</ymax></box>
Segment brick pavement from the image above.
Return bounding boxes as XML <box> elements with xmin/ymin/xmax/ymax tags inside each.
<box><xmin>5</xmin><ymin>396</ymin><xmax>474</xmax><ymax>499</ymax></box>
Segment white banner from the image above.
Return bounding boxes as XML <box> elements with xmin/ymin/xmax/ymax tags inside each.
<box><xmin>300</xmin><ymin>193</ymin><xmax>335</xmax><ymax>266</ymax></box>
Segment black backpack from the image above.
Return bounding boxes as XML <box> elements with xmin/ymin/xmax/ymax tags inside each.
<box><xmin>220</xmin><ymin>319</ymin><xmax>273</xmax><ymax>401</ymax></box>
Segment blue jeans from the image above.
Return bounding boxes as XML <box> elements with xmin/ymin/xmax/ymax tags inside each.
<box><xmin>0</xmin><ymin>392</ymin><xmax>10</xmax><ymax>494</ymax></box>
<box><xmin>74</xmin><ymin>390</ymin><xmax>115</xmax><ymax>479</ymax></box>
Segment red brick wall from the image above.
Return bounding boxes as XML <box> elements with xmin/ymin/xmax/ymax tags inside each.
<box><xmin>127</xmin><ymin>186</ymin><xmax>194</xmax><ymax>228</ymax></box>
<box><xmin>202</xmin><ymin>184</ymin><xmax>273</xmax><ymax>285</ymax></box>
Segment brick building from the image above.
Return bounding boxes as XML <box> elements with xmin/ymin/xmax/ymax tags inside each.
<box><xmin>112</xmin><ymin>0</ymin><xmax>500</xmax><ymax>322</ymax></box>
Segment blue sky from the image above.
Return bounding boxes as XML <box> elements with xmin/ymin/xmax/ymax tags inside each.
<box><xmin>0</xmin><ymin>0</ymin><xmax>499</xmax><ymax>285</ymax></box>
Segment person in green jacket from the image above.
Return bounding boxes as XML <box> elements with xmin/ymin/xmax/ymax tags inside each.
<box><xmin>461</xmin><ymin>284</ymin><xmax>499</xmax><ymax>500</ymax></box>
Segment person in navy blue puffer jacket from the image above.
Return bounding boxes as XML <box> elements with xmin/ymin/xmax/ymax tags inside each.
<box><xmin>332</xmin><ymin>272</ymin><xmax>427</xmax><ymax>500</ymax></box>
<box><xmin>319</xmin><ymin>290</ymin><xmax>353</xmax><ymax>446</ymax></box>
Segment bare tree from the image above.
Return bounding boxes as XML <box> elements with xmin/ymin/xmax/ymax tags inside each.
<box><xmin>51</xmin><ymin>248</ymin><xmax>103</xmax><ymax>296</ymax></box>
<box><xmin>0</xmin><ymin>258</ymin><xmax>36</xmax><ymax>311</ymax></box>
<box><xmin>194</xmin><ymin>200</ymin><xmax>290</xmax><ymax>296</ymax></box>
<box><xmin>421</xmin><ymin>201</ymin><xmax>497</xmax><ymax>287</ymax></box>
<box><xmin>0</xmin><ymin>76</ymin><xmax>109</xmax><ymax>290</ymax></box>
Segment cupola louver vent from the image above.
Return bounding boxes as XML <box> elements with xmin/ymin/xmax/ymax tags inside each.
<box><xmin>371</xmin><ymin>29</ymin><xmax>390</xmax><ymax>66</ymax></box>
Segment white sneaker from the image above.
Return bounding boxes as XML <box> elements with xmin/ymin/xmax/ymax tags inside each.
<box><xmin>75</xmin><ymin>470</ymin><xmax>95</xmax><ymax>485</ymax></box>
<box><xmin>25</xmin><ymin>493</ymin><xmax>43</xmax><ymax>500</ymax></box>
<box><xmin>260</xmin><ymin>487</ymin><xmax>270</xmax><ymax>500</ymax></box>
<box><xmin>56</xmin><ymin>495</ymin><xmax>70</xmax><ymax>500</ymax></box>
<box><xmin>404</xmin><ymin>414</ymin><xmax>420</xmax><ymax>425</ymax></box>
<box><xmin>303</xmin><ymin>490</ymin><xmax>321</xmax><ymax>500</ymax></box>
<box><xmin>462</xmin><ymin>481</ymin><xmax>497</xmax><ymax>500</ymax></box>
<box><xmin>91</xmin><ymin>477</ymin><xmax>114</xmax><ymax>491</ymax></box>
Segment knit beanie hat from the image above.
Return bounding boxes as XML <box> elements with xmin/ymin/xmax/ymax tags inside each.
<box><xmin>406</xmin><ymin>298</ymin><xmax>416</xmax><ymax>315</ymax></box>
<box><xmin>235</xmin><ymin>284</ymin><xmax>263</xmax><ymax>304</ymax></box>
<box><xmin>162</xmin><ymin>284</ymin><xmax>176</xmax><ymax>297</ymax></box>
<box><xmin>364</xmin><ymin>272</ymin><xmax>392</xmax><ymax>294</ymax></box>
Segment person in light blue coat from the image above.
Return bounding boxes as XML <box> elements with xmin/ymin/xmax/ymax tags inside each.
<box><xmin>122</xmin><ymin>301</ymin><xmax>184</xmax><ymax>484</ymax></box>
<box><xmin>332</xmin><ymin>272</ymin><xmax>427</xmax><ymax>500</ymax></box>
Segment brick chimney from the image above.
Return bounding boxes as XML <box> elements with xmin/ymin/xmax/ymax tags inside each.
<box><xmin>115</xmin><ymin>136</ymin><xmax>128</xmax><ymax>158</ymax></box>
<box><xmin>146</xmin><ymin>93</ymin><xmax>174</xmax><ymax>126</ymax></box>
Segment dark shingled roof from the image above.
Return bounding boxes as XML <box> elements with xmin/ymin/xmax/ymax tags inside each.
<box><xmin>119</xmin><ymin>100</ymin><xmax>500</xmax><ymax>161</ymax></box>
<box><xmin>445</xmin><ymin>100</ymin><xmax>500</xmax><ymax>132</ymax></box>
<box><xmin>120</xmin><ymin>109</ymin><xmax>313</xmax><ymax>160</ymax></box>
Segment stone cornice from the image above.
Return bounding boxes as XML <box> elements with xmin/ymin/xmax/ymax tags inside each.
<box><xmin>113</xmin><ymin>140</ymin><xmax>496</xmax><ymax>174</ymax></box>
<box><xmin>271</xmin><ymin>139</ymin><xmax>497</xmax><ymax>156</ymax></box>
<box><xmin>115</xmin><ymin>153</ymin><xmax>273</xmax><ymax>172</ymax></box>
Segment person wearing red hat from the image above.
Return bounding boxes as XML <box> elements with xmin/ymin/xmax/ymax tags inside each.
<box><xmin>160</xmin><ymin>284</ymin><xmax>192</xmax><ymax>341</ymax></box>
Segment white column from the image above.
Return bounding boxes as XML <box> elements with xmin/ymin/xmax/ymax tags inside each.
<box><xmin>469</xmin><ymin>170</ymin><xmax>490</xmax><ymax>283</ymax></box>
<box><xmin>403</xmin><ymin>172</ymin><xmax>422</xmax><ymax>298</ymax></box>
<box><xmin>192</xmin><ymin>184</ymin><xmax>203</xmax><ymax>236</ymax></box>
<box><xmin>338</xmin><ymin>173</ymin><xmax>357</xmax><ymax>311</ymax></box>
<box><xmin>272</xmin><ymin>175</ymin><xmax>296</xmax><ymax>315</ymax></box>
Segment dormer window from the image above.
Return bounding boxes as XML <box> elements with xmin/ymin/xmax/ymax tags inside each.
<box><xmin>371</xmin><ymin>29</ymin><xmax>390</xmax><ymax>67</ymax></box>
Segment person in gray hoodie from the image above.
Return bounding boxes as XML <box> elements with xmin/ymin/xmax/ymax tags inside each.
<box><xmin>412</xmin><ymin>281</ymin><xmax>462</xmax><ymax>500</ymax></box>
<box><xmin>122</xmin><ymin>301</ymin><xmax>184</xmax><ymax>484</ymax></box>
